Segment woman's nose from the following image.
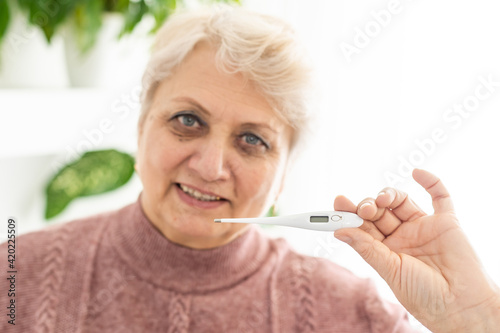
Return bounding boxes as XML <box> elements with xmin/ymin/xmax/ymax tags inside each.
<box><xmin>187</xmin><ymin>140</ymin><xmax>231</xmax><ymax>182</ymax></box>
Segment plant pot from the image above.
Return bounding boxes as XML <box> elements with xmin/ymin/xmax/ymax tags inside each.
<box><xmin>62</xmin><ymin>13</ymin><xmax>123</xmax><ymax>88</ymax></box>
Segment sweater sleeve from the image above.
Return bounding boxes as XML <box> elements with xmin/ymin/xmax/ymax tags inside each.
<box><xmin>0</xmin><ymin>225</ymin><xmax>65</xmax><ymax>332</ymax></box>
<box><xmin>0</xmin><ymin>212</ymin><xmax>108</xmax><ymax>333</ymax></box>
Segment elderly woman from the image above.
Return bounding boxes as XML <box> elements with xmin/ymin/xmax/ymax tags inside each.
<box><xmin>2</xmin><ymin>6</ymin><xmax>499</xmax><ymax>333</ymax></box>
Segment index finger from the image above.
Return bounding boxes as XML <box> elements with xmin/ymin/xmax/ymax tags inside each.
<box><xmin>376</xmin><ymin>188</ymin><xmax>426</xmax><ymax>222</ymax></box>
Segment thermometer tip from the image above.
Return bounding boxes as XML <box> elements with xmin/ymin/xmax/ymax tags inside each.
<box><xmin>214</xmin><ymin>219</ymin><xmax>222</xmax><ymax>223</ymax></box>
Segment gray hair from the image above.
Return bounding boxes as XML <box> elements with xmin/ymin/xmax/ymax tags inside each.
<box><xmin>140</xmin><ymin>5</ymin><xmax>313</xmax><ymax>151</ymax></box>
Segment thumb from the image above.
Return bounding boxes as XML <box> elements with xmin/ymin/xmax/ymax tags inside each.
<box><xmin>334</xmin><ymin>228</ymin><xmax>401</xmax><ymax>285</ymax></box>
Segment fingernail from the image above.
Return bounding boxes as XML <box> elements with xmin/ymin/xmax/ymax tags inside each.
<box><xmin>334</xmin><ymin>233</ymin><xmax>352</xmax><ymax>244</ymax></box>
<box><xmin>377</xmin><ymin>191</ymin><xmax>386</xmax><ymax>197</ymax></box>
<box><xmin>360</xmin><ymin>202</ymin><xmax>372</xmax><ymax>210</ymax></box>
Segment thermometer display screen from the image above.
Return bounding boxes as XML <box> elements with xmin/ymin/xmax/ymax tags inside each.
<box><xmin>310</xmin><ymin>216</ymin><xmax>329</xmax><ymax>223</ymax></box>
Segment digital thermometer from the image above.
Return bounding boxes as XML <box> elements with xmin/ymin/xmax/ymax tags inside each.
<box><xmin>214</xmin><ymin>211</ymin><xmax>363</xmax><ymax>231</ymax></box>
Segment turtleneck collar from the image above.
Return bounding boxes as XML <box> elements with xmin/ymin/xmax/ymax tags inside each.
<box><xmin>108</xmin><ymin>198</ymin><xmax>271</xmax><ymax>294</ymax></box>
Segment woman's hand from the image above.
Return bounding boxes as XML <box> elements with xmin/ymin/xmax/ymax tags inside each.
<box><xmin>334</xmin><ymin>169</ymin><xmax>500</xmax><ymax>333</ymax></box>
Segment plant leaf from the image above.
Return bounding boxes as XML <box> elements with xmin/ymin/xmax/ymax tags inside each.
<box><xmin>119</xmin><ymin>0</ymin><xmax>148</xmax><ymax>37</ymax></box>
<box><xmin>149</xmin><ymin>0</ymin><xmax>176</xmax><ymax>33</ymax></box>
<box><xmin>0</xmin><ymin>0</ymin><xmax>10</xmax><ymax>42</ymax></box>
<box><xmin>105</xmin><ymin>0</ymin><xmax>130</xmax><ymax>12</ymax></box>
<box><xmin>72</xmin><ymin>0</ymin><xmax>104</xmax><ymax>54</ymax></box>
<box><xmin>45</xmin><ymin>149</ymin><xmax>135</xmax><ymax>219</ymax></box>
<box><xmin>17</xmin><ymin>0</ymin><xmax>78</xmax><ymax>42</ymax></box>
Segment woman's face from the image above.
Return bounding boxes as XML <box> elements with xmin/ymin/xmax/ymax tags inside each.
<box><xmin>136</xmin><ymin>43</ymin><xmax>293</xmax><ymax>249</ymax></box>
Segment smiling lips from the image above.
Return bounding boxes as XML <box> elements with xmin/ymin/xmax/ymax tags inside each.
<box><xmin>177</xmin><ymin>183</ymin><xmax>224</xmax><ymax>202</ymax></box>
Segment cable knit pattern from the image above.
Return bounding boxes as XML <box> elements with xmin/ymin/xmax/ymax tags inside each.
<box><xmin>76</xmin><ymin>220</ymin><xmax>109</xmax><ymax>333</ymax></box>
<box><xmin>290</xmin><ymin>257</ymin><xmax>316</xmax><ymax>333</ymax></box>
<box><xmin>34</xmin><ymin>225</ymin><xmax>70</xmax><ymax>333</ymax></box>
<box><xmin>168</xmin><ymin>293</ymin><xmax>191</xmax><ymax>333</ymax></box>
<box><xmin>0</xmin><ymin>198</ymin><xmax>415</xmax><ymax>332</ymax></box>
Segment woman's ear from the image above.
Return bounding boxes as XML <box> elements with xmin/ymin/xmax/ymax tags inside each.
<box><xmin>135</xmin><ymin>122</ymin><xmax>144</xmax><ymax>178</ymax></box>
<box><xmin>277</xmin><ymin>152</ymin><xmax>294</xmax><ymax>198</ymax></box>
<box><xmin>137</xmin><ymin>122</ymin><xmax>143</xmax><ymax>147</ymax></box>
<box><xmin>275</xmin><ymin>164</ymin><xmax>288</xmax><ymax>201</ymax></box>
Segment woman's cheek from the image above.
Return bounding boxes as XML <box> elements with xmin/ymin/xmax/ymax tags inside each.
<box><xmin>153</xmin><ymin>136</ymin><xmax>186</xmax><ymax>169</ymax></box>
<box><xmin>245</xmin><ymin>161</ymin><xmax>277</xmax><ymax>197</ymax></box>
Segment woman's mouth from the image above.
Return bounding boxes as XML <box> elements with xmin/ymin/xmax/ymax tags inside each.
<box><xmin>176</xmin><ymin>183</ymin><xmax>225</xmax><ymax>202</ymax></box>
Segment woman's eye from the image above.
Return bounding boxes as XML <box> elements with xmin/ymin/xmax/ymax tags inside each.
<box><xmin>168</xmin><ymin>112</ymin><xmax>206</xmax><ymax>137</ymax></box>
<box><xmin>177</xmin><ymin>114</ymin><xmax>200</xmax><ymax>128</ymax></box>
<box><xmin>241</xmin><ymin>133</ymin><xmax>269</xmax><ymax>151</ymax></box>
<box><xmin>244</xmin><ymin>134</ymin><xmax>262</xmax><ymax>145</ymax></box>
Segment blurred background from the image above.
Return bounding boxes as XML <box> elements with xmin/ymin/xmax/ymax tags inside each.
<box><xmin>1</xmin><ymin>0</ymin><xmax>499</xmax><ymax>331</ymax></box>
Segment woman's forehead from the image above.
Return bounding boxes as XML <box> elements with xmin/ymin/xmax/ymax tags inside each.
<box><xmin>151</xmin><ymin>45</ymin><xmax>289</xmax><ymax>132</ymax></box>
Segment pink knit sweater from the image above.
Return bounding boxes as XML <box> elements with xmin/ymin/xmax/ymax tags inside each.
<box><xmin>1</xmin><ymin>199</ymin><xmax>415</xmax><ymax>332</ymax></box>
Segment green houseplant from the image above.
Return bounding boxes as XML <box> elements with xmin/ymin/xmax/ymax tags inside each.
<box><xmin>0</xmin><ymin>1</ymin><xmax>9</xmax><ymax>46</ymax></box>
<box><xmin>45</xmin><ymin>149</ymin><xmax>135</xmax><ymax>219</ymax></box>
<box><xmin>0</xmin><ymin>0</ymin><xmax>241</xmax><ymax>54</ymax></box>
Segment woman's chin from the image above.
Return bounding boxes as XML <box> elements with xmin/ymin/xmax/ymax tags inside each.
<box><xmin>162</xmin><ymin>216</ymin><xmax>248</xmax><ymax>249</ymax></box>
